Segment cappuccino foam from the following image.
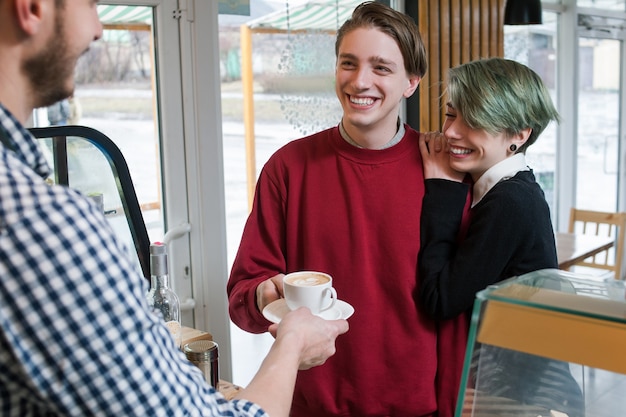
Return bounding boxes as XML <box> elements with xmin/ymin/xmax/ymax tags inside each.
<box><xmin>286</xmin><ymin>275</ymin><xmax>329</xmax><ymax>286</ymax></box>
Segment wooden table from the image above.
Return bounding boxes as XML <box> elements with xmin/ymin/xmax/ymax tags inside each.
<box><xmin>218</xmin><ymin>380</ymin><xmax>243</xmax><ymax>400</ymax></box>
<box><xmin>555</xmin><ymin>232</ymin><xmax>614</xmax><ymax>270</ymax></box>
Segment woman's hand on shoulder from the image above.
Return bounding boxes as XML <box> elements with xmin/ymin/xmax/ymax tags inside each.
<box><xmin>419</xmin><ymin>131</ymin><xmax>465</xmax><ymax>182</ymax></box>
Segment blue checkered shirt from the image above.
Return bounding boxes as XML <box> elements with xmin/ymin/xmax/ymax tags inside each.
<box><xmin>0</xmin><ymin>104</ymin><xmax>267</xmax><ymax>417</ymax></box>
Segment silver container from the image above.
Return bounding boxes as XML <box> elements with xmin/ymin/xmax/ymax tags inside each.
<box><xmin>184</xmin><ymin>340</ymin><xmax>219</xmax><ymax>388</ymax></box>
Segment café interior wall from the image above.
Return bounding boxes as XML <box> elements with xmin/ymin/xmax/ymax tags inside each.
<box><xmin>408</xmin><ymin>0</ymin><xmax>506</xmax><ymax>132</ymax></box>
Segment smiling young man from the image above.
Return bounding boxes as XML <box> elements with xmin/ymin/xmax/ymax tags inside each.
<box><xmin>0</xmin><ymin>1</ymin><xmax>348</xmax><ymax>416</ymax></box>
<box><xmin>227</xmin><ymin>3</ymin><xmax>470</xmax><ymax>417</ymax></box>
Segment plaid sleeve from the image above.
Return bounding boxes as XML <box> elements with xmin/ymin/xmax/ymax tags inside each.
<box><xmin>0</xmin><ymin>121</ymin><xmax>268</xmax><ymax>417</ymax></box>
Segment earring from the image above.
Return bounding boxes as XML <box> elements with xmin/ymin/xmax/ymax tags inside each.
<box><xmin>509</xmin><ymin>144</ymin><xmax>517</xmax><ymax>152</ymax></box>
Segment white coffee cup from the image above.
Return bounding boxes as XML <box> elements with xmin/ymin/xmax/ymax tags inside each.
<box><xmin>283</xmin><ymin>271</ymin><xmax>337</xmax><ymax>315</ymax></box>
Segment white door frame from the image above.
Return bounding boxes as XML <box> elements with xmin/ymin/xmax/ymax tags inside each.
<box><xmin>100</xmin><ymin>0</ymin><xmax>233</xmax><ymax>380</ymax></box>
<box><xmin>175</xmin><ymin>0</ymin><xmax>234</xmax><ymax>380</ymax></box>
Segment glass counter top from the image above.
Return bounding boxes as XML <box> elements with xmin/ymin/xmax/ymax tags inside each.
<box><xmin>477</xmin><ymin>268</ymin><xmax>626</xmax><ymax>324</ymax></box>
<box><xmin>456</xmin><ymin>268</ymin><xmax>626</xmax><ymax>417</ymax></box>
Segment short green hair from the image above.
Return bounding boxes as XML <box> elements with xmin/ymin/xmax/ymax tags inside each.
<box><xmin>446</xmin><ymin>58</ymin><xmax>559</xmax><ymax>153</ymax></box>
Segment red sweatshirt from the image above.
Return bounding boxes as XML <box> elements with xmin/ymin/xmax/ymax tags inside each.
<box><xmin>228</xmin><ymin>125</ymin><xmax>465</xmax><ymax>417</ymax></box>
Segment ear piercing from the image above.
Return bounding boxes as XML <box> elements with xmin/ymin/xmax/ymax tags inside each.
<box><xmin>509</xmin><ymin>144</ymin><xmax>517</xmax><ymax>152</ymax></box>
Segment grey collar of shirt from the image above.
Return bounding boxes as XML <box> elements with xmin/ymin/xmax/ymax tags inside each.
<box><xmin>339</xmin><ymin>118</ymin><xmax>405</xmax><ymax>149</ymax></box>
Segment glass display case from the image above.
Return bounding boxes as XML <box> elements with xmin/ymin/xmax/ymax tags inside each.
<box><xmin>456</xmin><ymin>268</ymin><xmax>626</xmax><ymax>417</ymax></box>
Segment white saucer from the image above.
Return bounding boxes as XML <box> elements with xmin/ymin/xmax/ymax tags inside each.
<box><xmin>262</xmin><ymin>299</ymin><xmax>355</xmax><ymax>324</ymax></box>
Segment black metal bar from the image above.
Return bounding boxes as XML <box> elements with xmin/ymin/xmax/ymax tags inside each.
<box><xmin>52</xmin><ymin>136</ymin><xmax>69</xmax><ymax>186</ymax></box>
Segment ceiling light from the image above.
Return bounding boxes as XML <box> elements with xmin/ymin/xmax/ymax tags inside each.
<box><xmin>504</xmin><ymin>0</ymin><xmax>542</xmax><ymax>25</ymax></box>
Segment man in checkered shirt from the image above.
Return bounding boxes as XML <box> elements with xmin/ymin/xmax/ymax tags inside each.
<box><xmin>0</xmin><ymin>1</ymin><xmax>349</xmax><ymax>416</ymax></box>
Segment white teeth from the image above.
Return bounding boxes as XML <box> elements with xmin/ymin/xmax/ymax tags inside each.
<box><xmin>350</xmin><ymin>97</ymin><xmax>374</xmax><ymax>105</ymax></box>
<box><xmin>450</xmin><ymin>147</ymin><xmax>471</xmax><ymax>155</ymax></box>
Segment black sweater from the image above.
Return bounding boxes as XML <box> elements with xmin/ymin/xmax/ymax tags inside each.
<box><xmin>418</xmin><ymin>170</ymin><xmax>557</xmax><ymax>319</ymax></box>
<box><xmin>418</xmin><ymin>171</ymin><xmax>584</xmax><ymax>417</ymax></box>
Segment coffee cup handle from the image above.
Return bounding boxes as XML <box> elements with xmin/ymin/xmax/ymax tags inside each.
<box><xmin>321</xmin><ymin>287</ymin><xmax>337</xmax><ymax>311</ymax></box>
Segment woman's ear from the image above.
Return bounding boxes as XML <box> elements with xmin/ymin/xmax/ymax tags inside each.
<box><xmin>513</xmin><ymin>127</ymin><xmax>532</xmax><ymax>149</ymax></box>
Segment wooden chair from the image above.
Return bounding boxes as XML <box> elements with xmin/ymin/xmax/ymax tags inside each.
<box><xmin>568</xmin><ymin>208</ymin><xmax>626</xmax><ymax>280</ymax></box>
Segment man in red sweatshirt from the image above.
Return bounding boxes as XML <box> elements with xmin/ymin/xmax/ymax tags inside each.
<box><xmin>228</xmin><ymin>2</ymin><xmax>468</xmax><ymax>416</ymax></box>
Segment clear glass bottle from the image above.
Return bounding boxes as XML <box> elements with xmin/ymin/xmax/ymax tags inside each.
<box><xmin>146</xmin><ymin>242</ymin><xmax>182</xmax><ymax>348</ymax></box>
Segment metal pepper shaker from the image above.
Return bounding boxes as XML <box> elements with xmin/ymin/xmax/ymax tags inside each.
<box><xmin>184</xmin><ymin>340</ymin><xmax>219</xmax><ymax>388</ymax></box>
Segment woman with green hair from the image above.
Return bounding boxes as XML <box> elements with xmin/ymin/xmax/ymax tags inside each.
<box><xmin>418</xmin><ymin>57</ymin><xmax>584</xmax><ymax>416</ymax></box>
<box><xmin>419</xmin><ymin>57</ymin><xmax>560</xmax><ymax>317</ymax></box>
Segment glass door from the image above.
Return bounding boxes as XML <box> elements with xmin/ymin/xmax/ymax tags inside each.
<box><xmin>34</xmin><ymin>0</ymin><xmax>195</xmax><ymax>325</ymax></box>
<box><xmin>39</xmin><ymin>3</ymin><xmax>167</xmax><ymax>243</ymax></box>
<box><xmin>576</xmin><ymin>15</ymin><xmax>625</xmax><ymax>211</ymax></box>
